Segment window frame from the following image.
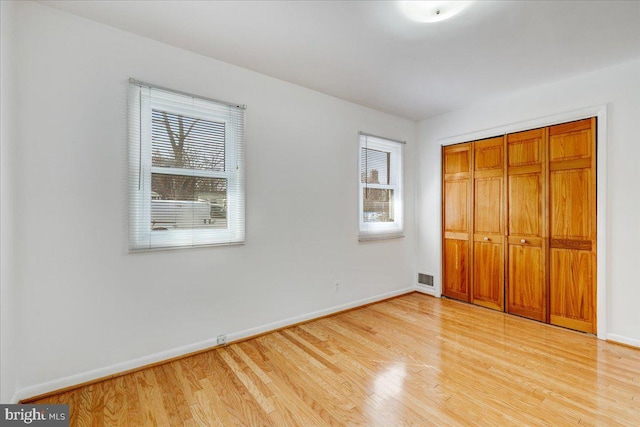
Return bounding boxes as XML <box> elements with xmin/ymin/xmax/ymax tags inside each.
<box><xmin>358</xmin><ymin>133</ymin><xmax>404</xmax><ymax>241</ymax></box>
<box><xmin>129</xmin><ymin>81</ymin><xmax>245</xmax><ymax>251</ymax></box>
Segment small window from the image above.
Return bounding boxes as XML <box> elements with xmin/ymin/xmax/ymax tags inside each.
<box><xmin>358</xmin><ymin>133</ymin><xmax>404</xmax><ymax>240</ymax></box>
<box><xmin>129</xmin><ymin>80</ymin><xmax>245</xmax><ymax>250</ymax></box>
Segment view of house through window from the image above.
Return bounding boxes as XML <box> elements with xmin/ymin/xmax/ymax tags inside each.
<box><xmin>150</xmin><ymin>110</ymin><xmax>228</xmax><ymax>230</ymax></box>
<box><xmin>358</xmin><ymin>133</ymin><xmax>404</xmax><ymax>240</ymax></box>
<box><xmin>361</xmin><ymin>147</ymin><xmax>394</xmax><ymax>223</ymax></box>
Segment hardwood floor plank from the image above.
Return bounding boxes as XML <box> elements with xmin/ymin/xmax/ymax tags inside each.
<box><xmin>206</xmin><ymin>350</ymin><xmax>273</xmax><ymax>426</ymax></box>
<box><xmin>110</xmin><ymin>377</ymin><xmax>128</xmax><ymax>427</ymax></box>
<box><xmin>122</xmin><ymin>371</ymin><xmax>142</xmax><ymax>425</ymax></box>
<box><xmin>218</xmin><ymin>348</ymin><xmax>275</xmax><ymax>414</ymax></box>
<box><xmin>136</xmin><ymin>369</ymin><xmax>172</xmax><ymax>425</ymax></box>
<box><xmin>32</xmin><ymin>293</ymin><xmax>640</xmax><ymax>426</ymax></box>
<box><xmin>230</xmin><ymin>344</ymin><xmax>273</xmax><ymax>386</ymax></box>
<box><xmin>74</xmin><ymin>384</ymin><xmax>92</xmax><ymax>427</ymax></box>
<box><xmin>154</xmin><ymin>362</ymin><xmax>192</xmax><ymax>425</ymax></box>
<box><xmin>258</xmin><ymin>334</ymin><xmax>366</xmax><ymax>425</ymax></box>
<box><xmin>102</xmin><ymin>380</ymin><xmax>117</xmax><ymax>426</ymax></box>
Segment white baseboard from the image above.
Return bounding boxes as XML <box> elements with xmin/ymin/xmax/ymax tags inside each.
<box><xmin>223</xmin><ymin>287</ymin><xmax>415</xmax><ymax>344</ymax></box>
<box><xmin>11</xmin><ymin>286</ymin><xmax>415</xmax><ymax>403</ymax></box>
<box><xmin>606</xmin><ymin>333</ymin><xmax>640</xmax><ymax>349</ymax></box>
<box><xmin>416</xmin><ymin>284</ymin><xmax>437</xmax><ymax>297</ymax></box>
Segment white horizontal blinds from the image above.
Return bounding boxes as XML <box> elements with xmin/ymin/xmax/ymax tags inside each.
<box><xmin>151</xmin><ymin>110</ymin><xmax>226</xmax><ymax>171</ymax></box>
<box><xmin>129</xmin><ymin>81</ymin><xmax>245</xmax><ymax>250</ymax></box>
<box><xmin>362</xmin><ymin>148</ymin><xmax>390</xmax><ymax>185</ymax></box>
<box><xmin>227</xmin><ymin>99</ymin><xmax>245</xmax><ymax>245</ymax></box>
<box><xmin>358</xmin><ymin>133</ymin><xmax>404</xmax><ymax>240</ymax></box>
<box><xmin>128</xmin><ymin>84</ymin><xmax>145</xmax><ymax>248</ymax></box>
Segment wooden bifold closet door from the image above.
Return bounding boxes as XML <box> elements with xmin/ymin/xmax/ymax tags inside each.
<box><xmin>441</xmin><ymin>118</ymin><xmax>596</xmax><ymax>334</ymax></box>
<box><xmin>472</xmin><ymin>137</ymin><xmax>504</xmax><ymax>311</ymax></box>
<box><xmin>548</xmin><ymin>118</ymin><xmax>597</xmax><ymax>333</ymax></box>
<box><xmin>442</xmin><ymin>143</ymin><xmax>471</xmax><ymax>302</ymax></box>
<box><xmin>506</xmin><ymin>128</ymin><xmax>547</xmax><ymax>322</ymax></box>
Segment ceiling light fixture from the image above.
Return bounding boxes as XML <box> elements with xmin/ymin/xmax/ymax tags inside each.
<box><xmin>398</xmin><ymin>1</ymin><xmax>474</xmax><ymax>23</ymax></box>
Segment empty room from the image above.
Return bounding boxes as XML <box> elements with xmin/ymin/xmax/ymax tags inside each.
<box><xmin>1</xmin><ymin>0</ymin><xmax>640</xmax><ymax>425</ymax></box>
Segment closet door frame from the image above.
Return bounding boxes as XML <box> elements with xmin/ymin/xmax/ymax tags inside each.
<box><xmin>436</xmin><ymin>105</ymin><xmax>608</xmax><ymax>340</ymax></box>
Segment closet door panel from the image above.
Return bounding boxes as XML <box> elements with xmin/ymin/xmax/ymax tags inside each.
<box><xmin>550</xmin><ymin>248</ymin><xmax>595</xmax><ymax>333</ymax></box>
<box><xmin>548</xmin><ymin>118</ymin><xmax>596</xmax><ymax>333</ymax></box>
<box><xmin>506</xmin><ymin>129</ymin><xmax>547</xmax><ymax>321</ymax></box>
<box><xmin>475</xmin><ymin>141</ymin><xmax>503</xmax><ymax>170</ymax></box>
<box><xmin>445</xmin><ymin>149</ymin><xmax>470</xmax><ymax>174</ymax></box>
<box><xmin>442</xmin><ymin>144</ymin><xmax>472</xmax><ymax>302</ymax></box>
<box><xmin>549</xmin><ymin>121</ymin><xmax>592</xmax><ymax>162</ymax></box>
<box><xmin>444</xmin><ymin>179</ymin><xmax>469</xmax><ymax>233</ymax></box>
<box><xmin>508</xmin><ymin>173</ymin><xmax>542</xmax><ymax>237</ymax></box>
<box><xmin>550</xmin><ymin>169</ymin><xmax>591</xmax><ymax>240</ymax></box>
<box><xmin>507</xmin><ymin>130</ymin><xmax>541</xmax><ymax>167</ymax></box>
<box><xmin>444</xmin><ymin>239</ymin><xmax>470</xmax><ymax>302</ymax></box>
<box><xmin>475</xmin><ymin>176</ymin><xmax>502</xmax><ymax>234</ymax></box>
<box><xmin>472</xmin><ymin>136</ymin><xmax>504</xmax><ymax>311</ymax></box>
<box><xmin>508</xmin><ymin>243</ymin><xmax>545</xmax><ymax>321</ymax></box>
<box><xmin>473</xmin><ymin>240</ymin><xmax>503</xmax><ymax>310</ymax></box>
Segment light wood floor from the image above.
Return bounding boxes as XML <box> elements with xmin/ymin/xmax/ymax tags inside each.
<box><xmin>32</xmin><ymin>293</ymin><xmax>640</xmax><ymax>426</ymax></box>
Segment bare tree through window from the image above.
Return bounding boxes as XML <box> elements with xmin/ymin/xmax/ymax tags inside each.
<box><xmin>151</xmin><ymin>110</ymin><xmax>227</xmax><ymax>201</ymax></box>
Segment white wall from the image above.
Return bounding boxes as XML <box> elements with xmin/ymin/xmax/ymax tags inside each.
<box><xmin>1</xmin><ymin>0</ymin><xmax>18</xmax><ymax>404</ymax></box>
<box><xmin>417</xmin><ymin>59</ymin><xmax>640</xmax><ymax>345</ymax></box>
<box><xmin>4</xmin><ymin>1</ymin><xmax>417</xmax><ymax>401</ymax></box>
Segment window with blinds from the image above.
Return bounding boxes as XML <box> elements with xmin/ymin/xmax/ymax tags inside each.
<box><xmin>129</xmin><ymin>80</ymin><xmax>245</xmax><ymax>250</ymax></box>
<box><xmin>358</xmin><ymin>133</ymin><xmax>404</xmax><ymax>240</ymax></box>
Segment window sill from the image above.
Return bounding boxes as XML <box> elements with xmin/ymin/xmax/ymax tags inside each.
<box><xmin>358</xmin><ymin>233</ymin><xmax>405</xmax><ymax>242</ymax></box>
<box><xmin>129</xmin><ymin>241</ymin><xmax>245</xmax><ymax>253</ymax></box>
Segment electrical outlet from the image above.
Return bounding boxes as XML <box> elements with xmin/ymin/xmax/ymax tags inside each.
<box><xmin>217</xmin><ymin>334</ymin><xmax>227</xmax><ymax>345</ymax></box>
<box><xmin>334</xmin><ymin>280</ymin><xmax>340</xmax><ymax>292</ymax></box>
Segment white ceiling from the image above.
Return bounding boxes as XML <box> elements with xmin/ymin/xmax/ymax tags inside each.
<box><xmin>42</xmin><ymin>1</ymin><xmax>640</xmax><ymax>121</ymax></box>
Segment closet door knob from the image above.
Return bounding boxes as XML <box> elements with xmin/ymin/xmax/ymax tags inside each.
<box><xmin>484</xmin><ymin>237</ymin><xmax>489</xmax><ymax>241</ymax></box>
<box><xmin>521</xmin><ymin>239</ymin><xmax>526</xmax><ymax>244</ymax></box>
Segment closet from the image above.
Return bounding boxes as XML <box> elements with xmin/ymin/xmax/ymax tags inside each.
<box><xmin>442</xmin><ymin>118</ymin><xmax>596</xmax><ymax>334</ymax></box>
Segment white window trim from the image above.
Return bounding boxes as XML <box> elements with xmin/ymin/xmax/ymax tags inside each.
<box><xmin>129</xmin><ymin>81</ymin><xmax>245</xmax><ymax>251</ymax></box>
<box><xmin>358</xmin><ymin>133</ymin><xmax>404</xmax><ymax>241</ymax></box>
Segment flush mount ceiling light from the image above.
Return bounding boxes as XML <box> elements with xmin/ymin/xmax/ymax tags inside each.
<box><xmin>398</xmin><ymin>1</ymin><xmax>474</xmax><ymax>23</ymax></box>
